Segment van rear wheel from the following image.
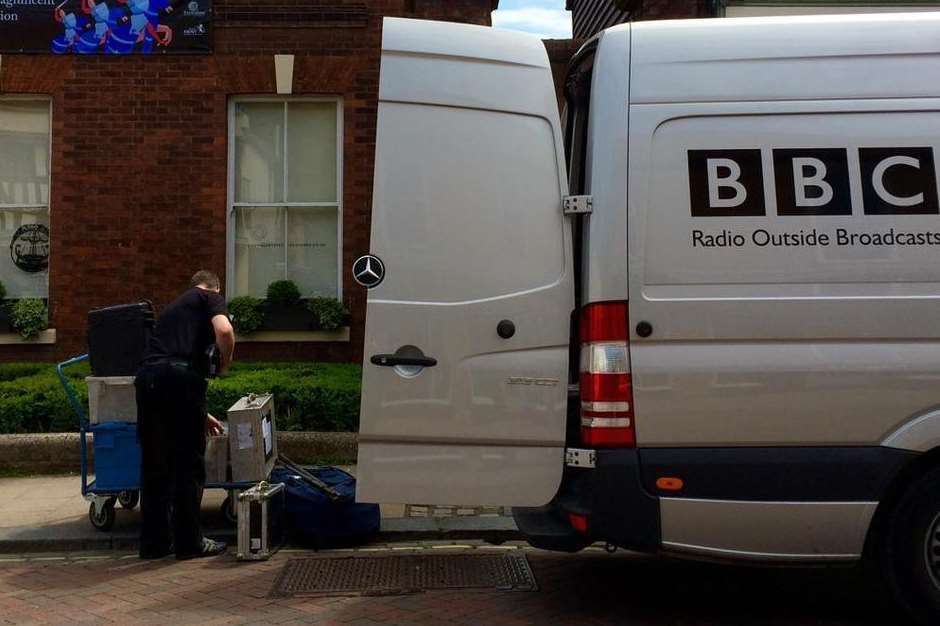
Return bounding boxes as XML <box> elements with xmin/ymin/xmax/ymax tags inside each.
<box><xmin>881</xmin><ymin>466</ymin><xmax>940</xmax><ymax>625</ymax></box>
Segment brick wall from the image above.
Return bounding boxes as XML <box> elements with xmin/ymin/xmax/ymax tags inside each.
<box><xmin>569</xmin><ymin>0</ymin><xmax>711</xmax><ymax>38</ymax></box>
<box><xmin>544</xmin><ymin>38</ymin><xmax>585</xmax><ymax>113</ymax></box>
<box><xmin>639</xmin><ymin>0</ymin><xmax>710</xmax><ymax>19</ymax></box>
<box><xmin>0</xmin><ymin>0</ymin><xmax>493</xmax><ymax>364</ymax></box>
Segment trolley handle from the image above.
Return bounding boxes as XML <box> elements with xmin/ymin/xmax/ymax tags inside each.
<box><xmin>56</xmin><ymin>354</ymin><xmax>90</xmax><ymax>427</ymax></box>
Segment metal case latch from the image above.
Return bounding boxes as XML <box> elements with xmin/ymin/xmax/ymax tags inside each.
<box><xmin>565</xmin><ymin>448</ymin><xmax>596</xmax><ymax>468</ymax></box>
<box><xmin>563</xmin><ymin>195</ymin><xmax>593</xmax><ymax>215</ymax></box>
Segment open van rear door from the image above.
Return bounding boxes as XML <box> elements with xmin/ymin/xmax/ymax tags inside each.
<box><xmin>356</xmin><ymin>18</ymin><xmax>573</xmax><ymax>506</ymax></box>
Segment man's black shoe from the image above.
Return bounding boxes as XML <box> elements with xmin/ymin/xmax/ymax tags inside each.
<box><xmin>176</xmin><ymin>537</ymin><xmax>227</xmax><ymax>560</ymax></box>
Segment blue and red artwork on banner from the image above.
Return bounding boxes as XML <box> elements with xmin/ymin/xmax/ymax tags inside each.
<box><xmin>0</xmin><ymin>0</ymin><xmax>211</xmax><ymax>54</ymax></box>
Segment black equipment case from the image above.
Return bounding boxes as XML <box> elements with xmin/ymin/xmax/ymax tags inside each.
<box><xmin>87</xmin><ymin>302</ymin><xmax>155</xmax><ymax>376</ymax></box>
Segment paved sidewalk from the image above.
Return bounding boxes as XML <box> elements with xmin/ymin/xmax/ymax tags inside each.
<box><xmin>0</xmin><ymin>542</ymin><xmax>896</xmax><ymax>625</ymax></box>
<box><xmin>0</xmin><ymin>474</ymin><xmax>517</xmax><ymax>553</ymax></box>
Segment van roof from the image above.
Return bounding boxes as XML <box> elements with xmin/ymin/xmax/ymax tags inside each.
<box><xmin>383</xmin><ymin>17</ymin><xmax>550</xmax><ymax>69</ymax></box>
<box><xmin>628</xmin><ymin>12</ymin><xmax>940</xmax><ymax>103</ymax></box>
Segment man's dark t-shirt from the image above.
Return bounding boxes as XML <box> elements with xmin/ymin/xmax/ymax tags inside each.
<box><xmin>146</xmin><ymin>288</ymin><xmax>228</xmax><ymax>363</ymax></box>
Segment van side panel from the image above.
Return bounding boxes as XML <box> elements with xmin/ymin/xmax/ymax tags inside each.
<box><xmin>624</xmin><ymin>16</ymin><xmax>940</xmax><ymax>561</ymax></box>
<box><xmin>660</xmin><ymin>499</ymin><xmax>877</xmax><ymax>561</ymax></box>
<box><xmin>629</xmin><ymin>103</ymin><xmax>940</xmax><ymax>448</ymax></box>
<box><xmin>630</xmin><ymin>13</ymin><xmax>940</xmax><ymax>105</ymax></box>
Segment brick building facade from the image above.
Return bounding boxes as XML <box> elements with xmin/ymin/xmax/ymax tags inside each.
<box><xmin>567</xmin><ymin>0</ymin><xmax>711</xmax><ymax>37</ymax></box>
<box><xmin>0</xmin><ymin>0</ymin><xmax>496</xmax><ymax>363</ymax></box>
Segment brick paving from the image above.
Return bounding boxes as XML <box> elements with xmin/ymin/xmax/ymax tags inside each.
<box><xmin>0</xmin><ymin>542</ymin><xmax>900</xmax><ymax>625</ymax></box>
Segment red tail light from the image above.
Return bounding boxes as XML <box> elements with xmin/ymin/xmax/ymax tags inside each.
<box><xmin>579</xmin><ymin>302</ymin><xmax>635</xmax><ymax>448</ymax></box>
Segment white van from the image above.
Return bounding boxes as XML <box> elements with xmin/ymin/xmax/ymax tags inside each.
<box><xmin>355</xmin><ymin>13</ymin><xmax>940</xmax><ymax>622</ymax></box>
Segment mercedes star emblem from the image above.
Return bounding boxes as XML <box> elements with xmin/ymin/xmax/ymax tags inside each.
<box><xmin>353</xmin><ymin>254</ymin><xmax>386</xmax><ymax>289</ymax></box>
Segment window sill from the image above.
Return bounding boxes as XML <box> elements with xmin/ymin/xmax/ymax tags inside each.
<box><xmin>235</xmin><ymin>328</ymin><xmax>350</xmax><ymax>343</ymax></box>
<box><xmin>0</xmin><ymin>329</ymin><xmax>56</xmax><ymax>345</ymax></box>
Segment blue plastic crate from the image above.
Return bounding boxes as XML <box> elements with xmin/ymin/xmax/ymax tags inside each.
<box><xmin>91</xmin><ymin>422</ymin><xmax>141</xmax><ymax>492</ymax></box>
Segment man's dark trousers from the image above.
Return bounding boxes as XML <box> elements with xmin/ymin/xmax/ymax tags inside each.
<box><xmin>136</xmin><ymin>362</ymin><xmax>207</xmax><ymax>557</ymax></box>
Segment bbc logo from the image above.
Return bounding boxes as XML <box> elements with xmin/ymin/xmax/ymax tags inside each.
<box><xmin>688</xmin><ymin>148</ymin><xmax>939</xmax><ymax>217</ymax></box>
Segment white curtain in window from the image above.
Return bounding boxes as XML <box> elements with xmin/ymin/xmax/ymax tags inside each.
<box><xmin>0</xmin><ymin>101</ymin><xmax>50</xmax><ymax>299</ymax></box>
<box><xmin>234</xmin><ymin>206</ymin><xmax>285</xmax><ymax>298</ymax></box>
<box><xmin>232</xmin><ymin>100</ymin><xmax>341</xmax><ymax>298</ymax></box>
<box><xmin>287</xmin><ymin>208</ymin><xmax>338</xmax><ymax>297</ymax></box>
<box><xmin>288</xmin><ymin>102</ymin><xmax>337</xmax><ymax>203</ymax></box>
<box><xmin>234</xmin><ymin>102</ymin><xmax>285</xmax><ymax>204</ymax></box>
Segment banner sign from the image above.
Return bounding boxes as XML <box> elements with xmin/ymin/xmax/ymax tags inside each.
<box><xmin>0</xmin><ymin>0</ymin><xmax>212</xmax><ymax>54</ymax></box>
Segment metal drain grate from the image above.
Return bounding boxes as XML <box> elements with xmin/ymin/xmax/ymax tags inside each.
<box><xmin>269</xmin><ymin>553</ymin><xmax>538</xmax><ymax>597</ymax></box>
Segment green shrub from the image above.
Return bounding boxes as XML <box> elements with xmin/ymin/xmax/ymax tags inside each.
<box><xmin>0</xmin><ymin>361</ymin><xmax>89</xmax><ymax>433</ymax></box>
<box><xmin>207</xmin><ymin>362</ymin><xmax>361</xmax><ymax>432</ymax></box>
<box><xmin>266</xmin><ymin>280</ymin><xmax>302</xmax><ymax>306</ymax></box>
<box><xmin>11</xmin><ymin>299</ymin><xmax>48</xmax><ymax>340</ymax></box>
<box><xmin>0</xmin><ymin>361</ymin><xmax>362</xmax><ymax>434</ymax></box>
<box><xmin>307</xmin><ymin>297</ymin><xmax>349</xmax><ymax>331</ymax></box>
<box><xmin>228</xmin><ymin>296</ymin><xmax>265</xmax><ymax>335</ymax></box>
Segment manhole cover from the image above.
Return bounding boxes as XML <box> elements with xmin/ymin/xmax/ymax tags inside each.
<box><xmin>269</xmin><ymin>553</ymin><xmax>538</xmax><ymax>597</ymax></box>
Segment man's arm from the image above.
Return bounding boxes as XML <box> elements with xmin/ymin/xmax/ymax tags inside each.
<box><xmin>211</xmin><ymin>314</ymin><xmax>235</xmax><ymax>375</ymax></box>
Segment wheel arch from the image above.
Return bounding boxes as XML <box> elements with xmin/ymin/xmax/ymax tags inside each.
<box><xmin>865</xmin><ymin>445</ymin><xmax>940</xmax><ymax>559</ymax></box>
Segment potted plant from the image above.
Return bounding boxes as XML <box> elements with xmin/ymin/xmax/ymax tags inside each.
<box><xmin>228</xmin><ymin>296</ymin><xmax>265</xmax><ymax>335</ymax></box>
<box><xmin>261</xmin><ymin>280</ymin><xmax>316</xmax><ymax>331</ymax></box>
<box><xmin>11</xmin><ymin>298</ymin><xmax>48</xmax><ymax>340</ymax></box>
<box><xmin>307</xmin><ymin>297</ymin><xmax>350</xmax><ymax>331</ymax></box>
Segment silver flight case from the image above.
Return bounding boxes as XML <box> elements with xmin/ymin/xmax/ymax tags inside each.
<box><xmin>236</xmin><ymin>481</ymin><xmax>285</xmax><ymax>561</ymax></box>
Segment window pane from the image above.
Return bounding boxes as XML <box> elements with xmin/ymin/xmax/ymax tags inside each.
<box><xmin>234</xmin><ymin>102</ymin><xmax>285</xmax><ymax>204</ymax></box>
<box><xmin>234</xmin><ymin>207</ymin><xmax>285</xmax><ymax>297</ymax></box>
<box><xmin>287</xmin><ymin>102</ymin><xmax>338</xmax><ymax>203</ymax></box>
<box><xmin>0</xmin><ymin>210</ymin><xmax>49</xmax><ymax>299</ymax></box>
<box><xmin>286</xmin><ymin>208</ymin><xmax>338</xmax><ymax>297</ymax></box>
<box><xmin>0</xmin><ymin>102</ymin><xmax>50</xmax><ymax>206</ymax></box>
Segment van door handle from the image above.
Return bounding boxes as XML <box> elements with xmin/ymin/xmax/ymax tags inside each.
<box><xmin>370</xmin><ymin>354</ymin><xmax>438</xmax><ymax>368</ymax></box>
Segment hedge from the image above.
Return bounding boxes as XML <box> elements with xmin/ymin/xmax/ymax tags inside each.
<box><xmin>0</xmin><ymin>362</ymin><xmax>362</xmax><ymax>434</ymax></box>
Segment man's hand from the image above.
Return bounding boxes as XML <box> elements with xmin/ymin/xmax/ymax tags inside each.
<box><xmin>206</xmin><ymin>413</ymin><xmax>225</xmax><ymax>436</ymax></box>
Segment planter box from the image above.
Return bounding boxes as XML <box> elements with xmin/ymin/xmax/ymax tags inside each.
<box><xmin>236</xmin><ymin>328</ymin><xmax>351</xmax><ymax>343</ymax></box>
<box><xmin>261</xmin><ymin>302</ymin><xmax>317</xmax><ymax>332</ymax></box>
<box><xmin>0</xmin><ymin>329</ymin><xmax>56</xmax><ymax>344</ymax></box>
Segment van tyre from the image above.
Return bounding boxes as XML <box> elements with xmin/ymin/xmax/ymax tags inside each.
<box><xmin>881</xmin><ymin>466</ymin><xmax>940</xmax><ymax>625</ymax></box>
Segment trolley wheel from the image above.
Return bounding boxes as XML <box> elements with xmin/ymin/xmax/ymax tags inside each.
<box><xmin>118</xmin><ymin>490</ymin><xmax>140</xmax><ymax>510</ymax></box>
<box><xmin>89</xmin><ymin>500</ymin><xmax>116</xmax><ymax>532</ymax></box>
<box><xmin>221</xmin><ymin>496</ymin><xmax>237</xmax><ymax>526</ymax></box>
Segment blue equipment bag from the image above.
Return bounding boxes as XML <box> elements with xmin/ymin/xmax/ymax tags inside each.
<box><xmin>269</xmin><ymin>465</ymin><xmax>380</xmax><ymax>547</ymax></box>
<box><xmin>91</xmin><ymin>422</ymin><xmax>141</xmax><ymax>491</ymax></box>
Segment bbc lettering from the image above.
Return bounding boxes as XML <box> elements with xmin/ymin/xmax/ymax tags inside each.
<box><xmin>688</xmin><ymin>148</ymin><xmax>939</xmax><ymax>217</ymax></box>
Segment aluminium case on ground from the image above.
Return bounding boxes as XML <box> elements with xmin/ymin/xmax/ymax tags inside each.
<box><xmin>237</xmin><ymin>481</ymin><xmax>285</xmax><ymax>561</ymax></box>
<box><xmin>227</xmin><ymin>394</ymin><xmax>277</xmax><ymax>483</ymax></box>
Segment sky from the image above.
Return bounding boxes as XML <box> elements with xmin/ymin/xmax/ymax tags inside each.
<box><xmin>492</xmin><ymin>0</ymin><xmax>573</xmax><ymax>39</ymax></box>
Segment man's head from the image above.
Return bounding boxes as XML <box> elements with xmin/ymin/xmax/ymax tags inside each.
<box><xmin>191</xmin><ymin>270</ymin><xmax>221</xmax><ymax>293</ymax></box>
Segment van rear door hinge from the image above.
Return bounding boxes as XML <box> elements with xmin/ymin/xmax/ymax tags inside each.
<box><xmin>563</xmin><ymin>195</ymin><xmax>593</xmax><ymax>215</ymax></box>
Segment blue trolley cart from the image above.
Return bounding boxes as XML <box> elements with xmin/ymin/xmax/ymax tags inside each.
<box><xmin>57</xmin><ymin>354</ymin><xmax>252</xmax><ymax>531</ymax></box>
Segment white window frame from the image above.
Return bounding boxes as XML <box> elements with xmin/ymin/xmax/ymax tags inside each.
<box><xmin>226</xmin><ymin>96</ymin><xmax>344</xmax><ymax>300</ymax></box>
<box><xmin>0</xmin><ymin>96</ymin><xmax>52</xmax><ymax>298</ymax></box>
